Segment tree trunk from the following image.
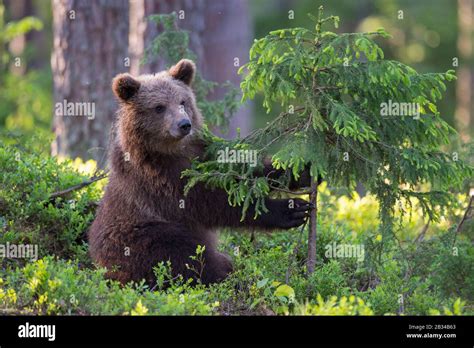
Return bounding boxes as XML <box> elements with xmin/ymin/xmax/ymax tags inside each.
<box><xmin>456</xmin><ymin>0</ymin><xmax>472</xmax><ymax>141</ymax></box>
<box><xmin>129</xmin><ymin>0</ymin><xmax>253</xmax><ymax>138</ymax></box>
<box><xmin>307</xmin><ymin>181</ymin><xmax>318</xmax><ymax>275</ymax></box>
<box><xmin>25</xmin><ymin>0</ymin><xmax>51</xmax><ymax>71</ymax></box>
<box><xmin>6</xmin><ymin>0</ymin><xmax>50</xmax><ymax>71</ymax></box>
<box><xmin>51</xmin><ymin>0</ymin><xmax>129</xmax><ymax>166</ymax></box>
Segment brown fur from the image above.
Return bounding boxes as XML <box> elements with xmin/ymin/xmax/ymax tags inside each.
<box><xmin>88</xmin><ymin>59</ymin><xmax>311</xmax><ymax>286</ymax></box>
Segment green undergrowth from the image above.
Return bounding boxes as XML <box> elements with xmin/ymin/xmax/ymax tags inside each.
<box><xmin>0</xmin><ymin>141</ymin><xmax>472</xmax><ymax>315</ymax></box>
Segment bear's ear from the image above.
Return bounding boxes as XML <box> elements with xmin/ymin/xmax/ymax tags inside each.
<box><xmin>112</xmin><ymin>73</ymin><xmax>141</xmax><ymax>102</ymax></box>
<box><xmin>168</xmin><ymin>59</ymin><xmax>196</xmax><ymax>86</ymax></box>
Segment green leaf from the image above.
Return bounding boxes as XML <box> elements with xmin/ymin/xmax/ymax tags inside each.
<box><xmin>274</xmin><ymin>284</ymin><xmax>295</xmax><ymax>298</ymax></box>
<box><xmin>257</xmin><ymin>278</ymin><xmax>269</xmax><ymax>288</ymax></box>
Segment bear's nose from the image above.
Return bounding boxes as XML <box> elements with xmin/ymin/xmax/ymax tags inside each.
<box><xmin>178</xmin><ymin>119</ymin><xmax>192</xmax><ymax>135</ymax></box>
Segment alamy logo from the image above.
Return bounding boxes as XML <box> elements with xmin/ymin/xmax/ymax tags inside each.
<box><xmin>55</xmin><ymin>99</ymin><xmax>96</xmax><ymax>120</ymax></box>
<box><xmin>325</xmin><ymin>242</ymin><xmax>365</xmax><ymax>262</ymax></box>
<box><xmin>18</xmin><ymin>322</ymin><xmax>56</xmax><ymax>341</ymax></box>
<box><xmin>0</xmin><ymin>243</ymin><xmax>38</xmax><ymax>261</ymax></box>
<box><xmin>217</xmin><ymin>146</ymin><xmax>258</xmax><ymax>167</ymax></box>
<box><xmin>380</xmin><ymin>100</ymin><xmax>420</xmax><ymax>119</ymax></box>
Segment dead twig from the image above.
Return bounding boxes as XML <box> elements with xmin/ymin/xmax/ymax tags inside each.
<box><xmin>455</xmin><ymin>195</ymin><xmax>473</xmax><ymax>234</ymax></box>
<box><xmin>453</xmin><ymin>195</ymin><xmax>473</xmax><ymax>247</ymax></box>
<box><xmin>414</xmin><ymin>219</ymin><xmax>431</xmax><ymax>244</ymax></box>
<box><xmin>49</xmin><ymin>172</ymin><xmax>108</xmax><ymax>201</ymax></box>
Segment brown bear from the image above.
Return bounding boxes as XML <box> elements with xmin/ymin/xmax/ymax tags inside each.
<box><xmin>88</xmin><ymin>59</ymin><xmax>311</xmax><ymax>286</ymax></box>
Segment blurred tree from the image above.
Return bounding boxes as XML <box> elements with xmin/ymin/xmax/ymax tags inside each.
<box><xmin>0</xmin><ymin>0</ymin><xmax>50</xmax><ymax>147</ymax></box>
<box><xmin>129</xmin><ymin>0</ymin><xmax>253</xmax><ymax>137</ymax></box>
<box><xmin>51</xmin><ymin>0</ymin><xmax>129</xmax><ymax>165</ymax></box>
<box><xmin>4</xmin><ymin>0</ymin><xmax>51</xmax><ymax>71</ymax></box>
<box><xmin>5</xmin><ymin>0</ymin><xmax>30</xmax><ymax>75</ymax></box>
<box><xmin>456</xmin><ymin>0</ymin><xmax>472</xmax><ymax>141</ymax></box>
<box><xmin>27</xmin><ymin>0</ymin><xmax>52</xmax><ymax>71</ymax></box>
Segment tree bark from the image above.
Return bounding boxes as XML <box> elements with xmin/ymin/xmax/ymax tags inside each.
<box><xmin>51</xmin><ymin>0</ymin><xmax>129</xmax><ymax>165</ymax></box>
<box><xmin>456</xmin><ymin>0</ymin><xmax>473</xmax><ymax>141</ymax></box>
<box><xmin>129</xmin><ymin>0</ymin><xmax>253</xmax><ymax>138</ymax></box>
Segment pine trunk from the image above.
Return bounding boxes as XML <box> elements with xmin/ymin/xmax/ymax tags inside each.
<box><xmin>51</xmin><ymin>0</ymin><xmax>129</xmax><ymax>165</ymax></box>
<box><xmin>456</xmin><ymin>0</ymin><xmax>472</xmax><ymax>141</ymax></box>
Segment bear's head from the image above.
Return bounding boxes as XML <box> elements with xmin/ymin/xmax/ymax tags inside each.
<box><xmin>112</xmin><ymin>59</ymin><xmax>203</xmax><ymax>157</ymax></box>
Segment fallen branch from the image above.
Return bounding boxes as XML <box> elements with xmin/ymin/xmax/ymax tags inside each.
<box><xmin>49</xmin><ymin>172</ymin><xmax>108</xmax><ymax>201</ymax></box>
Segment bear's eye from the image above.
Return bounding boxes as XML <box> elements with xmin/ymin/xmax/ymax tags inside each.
<box><xmin>155</xmin><ymin>105</ymin><xmax>166</xmax><ymax>113</ymax></box>
<box><xmin>180</xmin><ymin>100</ymin><xmax>186</xmax><ymax>106</ymax></box>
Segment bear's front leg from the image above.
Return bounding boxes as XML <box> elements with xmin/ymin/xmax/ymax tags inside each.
<box><xmin>186</xmin><ymin>184</ymin><xmax>312</xmax><ymax>230</ymax></box>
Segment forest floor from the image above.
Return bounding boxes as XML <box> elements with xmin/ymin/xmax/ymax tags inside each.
<box><xmin>0</xmin><ymin>143</ymin><xmax>472</xmax><ymax>315</ymax></box>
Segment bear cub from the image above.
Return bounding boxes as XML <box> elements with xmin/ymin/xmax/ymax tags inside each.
<box><xmin>88</xmin><ymin>59</ymin><xmax>311</xmax><ymax>286</ymax></box>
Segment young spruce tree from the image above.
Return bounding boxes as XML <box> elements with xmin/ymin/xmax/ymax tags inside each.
<box><xmin>183</xmin><ymin>7</ymin><xmax>473</xmax><ymax>274</ymax></box>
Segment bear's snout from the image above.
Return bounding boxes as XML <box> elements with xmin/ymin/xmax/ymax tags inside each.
<box><xmin>177</xmin><ymin>119</ymin><xmax>192</xmax><ymax>136</ymax></box>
